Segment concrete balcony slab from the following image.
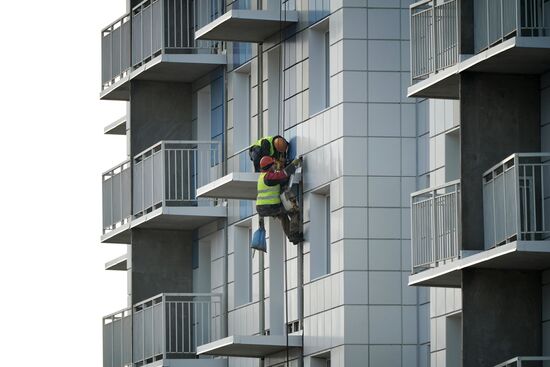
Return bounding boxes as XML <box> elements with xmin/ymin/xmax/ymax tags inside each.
<box><xmin>408</xmin><ymin>37</ymin><xmax>550</xmax><ymax>99</ymax></box>
<box><xmin>100</xmin><ymin>53</ymin><xmax>227</xmax><ymax>101</ymax></box>
<box><xmin>131</xmin><ymin>205</ymin><xmax>227</xmax><ymax>231</ymax></box>
<box><xmin>101</xmin><ymin>222</ymin><xmax>131</xmax><ymax>244</ymax></box>
<box><xmin>101</xmin><ymin>206</ymin><xmax>226</xmax><ymax>244</ymax></box>
<box><xmin>141</xmin><ymin>358</ymin><xmax>227</xmax><ymax>367</ymax></box>
<box><xmin>101</xmin><ymin>75</ymin><xmax>131</xmax><ymax>101</ymax></box>
<box><xmin>409</xmin><ymin>240</ymin><xmax>550</xmax><ymax>288</ymax></box>
<box><xmin>105</xmin><ymin>253</ymin><xmax>128</xmax><ymax>271</ymax></box>
<box><xmin>195</xmin><ymin>10</ymin><xmax>298</xmax><ymax>43</ymax></box>
<box><xmin>197</xmin><ymin>335</ymin><xmax>302</xmax><ymax>358</ymax></box>
<box><xmin>197</xmin><ymin>172</ymin><xmax>259</xmax><ymax>200</ymax></box>
<box><xmin>104</xmin><ymin>116</ymin><xmax>127</xmax><ymax>135</ymax></box>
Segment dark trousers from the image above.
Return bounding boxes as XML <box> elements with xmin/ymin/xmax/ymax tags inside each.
<box><xmin>257</xmin><ymin>204</ymin><xmax>302</xmax><ymax>243</ymax></box>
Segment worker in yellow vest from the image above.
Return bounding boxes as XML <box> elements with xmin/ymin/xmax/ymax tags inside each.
<box><xmin>256</xmin><ymin>156</ymin><xmax>303</xmax><ymax>244</ymax></box>
<box><xmin>249</xmin><ymin>135</ymin><xmax>289</xmax><ymax>172</ymax></box>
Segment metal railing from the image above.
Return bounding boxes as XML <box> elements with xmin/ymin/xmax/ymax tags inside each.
<box><xmin>103</xmin><ymin>293</ymin><xmax>223</xmax><ymax>367</ymax></box>
<box><xmin>410</xmin><ymin>0</ymin><xmax>549</xmax><ymax>81</ymax></box>
<box><xmin>101</xmin><ymin>0</ymin><xmax>220</xmax><ymax>92</ymax></box>
<box><xmin>194</xmin><ymin>0</ymin><xmax>224</xmax><ymax>30</ymax></box>
<box><xmin>102</xmin><ymin>14</ymin><xmax>132</xmax><ymax>90</ymax></box>
<box><xmin>194</xmin><ymin>0</ymin><xmax>298</xmax><ymax>30</ymax></box>
<box><xmin>483</xmin><ymin>153</ymin><xmax>550</xmax><ymax>249</ymax></box>
<box><xmin>410</xmin><ymin>0</ymin><xmax>459</xmax><ymax>80</ymax></box>
<box><xmin>103</xmin><ymin>160</ymin><xmax>132</xmax><ymax>236</ymax></box>
<box><xmin>475</xmin><ymin>0</ymin><xmax>550</xmax><ymax>53</ymax></box>
<box><xmin>104</xmin><ymin>308</ymin><xmax>132</xmax><ymax>367</ymax></box>
<box><xmin>133</xmin><ymin>293</ymin><xmax>223</xmax><ymax>364</ymax></box>
<box><xmin>494</xmin><ymin>356</ymin><xmax>550</xmax><ymax>367</ymax></box>
<box><xmin>411</xmin><ymin>180</ymin><xmax>461</xmax><ymax>274</ymax></box>
<box><xmin>133</xmin><ymin>140</ymin><xmax>222</xmax><ymax>217</ymax></box>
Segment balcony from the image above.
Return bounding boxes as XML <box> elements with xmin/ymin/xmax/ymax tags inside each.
<box><xmin>409</xmin><ymin>153</ymin><xmax>550</xmax><ymax>287</ymax></box>
<box><xmin>105</xmin><ymin>116</ymin><xmax>127</xmax><ymax>135</ymax></box>
<box><xmin>101</xmin><ymin>0</ymin><xmax>227</xmax><ymax>101</ymax></box>
<box><xmin>102</xmin><ymin>141</ymin><xmax>227</xmax><ymax>244</ymax></box>
<box><xmin>493</xmin><ymin>356</ymin><xmax>550</xmax><ymax>367</ymax></box>
<box><xmin>410</xmin><ymin>180</ymin><xmax>461</xmax><ymax>275</ymax></box>
<box><xmin>103</xmin><ymin>293</ymin><xmax>226</xmax><ymax>367</ymax></box>
<box><xmin>483</xmin><ymin>153</ymin><xmax>550</xmax><ymax>246</ymax></box>
<box><xmin>196</xmin><ymin>149</ymin><xmax>259</xmax><ymax>200</ymax></box>
<box><xmin>105</xmin><ymin>253</ymin><xmax>129</xmax><ymax>271</ymax></box>
<box><xmin>409</xmin><ymin>0</ymin><xmax>550</xmax><ymax>98</ymax></box>
<box><xmin>196</xmin><ymin>334</ymin><xmax>303</xmax><ymax>358</ymax></box>
<box><xmin>102</xmin><ymin>160</ymin><xmax>132</xmax><ymax>244</ymax></box>
<box><xmin>194</xmin><ymin>0</ymin><xmax>298</xmax><ymax>43</ymax></box>
<box><xmin>196</xmin><ymin>172</ymin><xmax>259</xmax><ymax>200</ymax></box>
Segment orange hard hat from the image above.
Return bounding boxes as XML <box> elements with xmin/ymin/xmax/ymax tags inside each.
<box><xmin>273</xmin><ymin>136</ymin><xmax>288</xmax><ymax>153</ymax></box>
<box><xmin>260</xmin><ymin>156</ymin><xmax>275</xmax><ymax>171</ymax></box>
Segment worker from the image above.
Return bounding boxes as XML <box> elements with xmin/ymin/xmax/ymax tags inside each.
<box><xmin>256</xmin><ymin>156</ymin><xmax>303</xmax><ymax>244</ymax></box>
<box><xmin>249</xmin><ymin>135</ymin><xmax>289</xmax><ymax>172</ymax></box>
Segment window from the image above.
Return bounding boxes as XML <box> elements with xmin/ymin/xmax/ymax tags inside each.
<box><xmin>266</xmin><ymin>46</ymin><xmax>281</xmax><ymax>136</ymax></box>
<box><xmin>312</xmin><ymin>352</ymin><xmax>331</xmax><ymax>367</ymax></box>
<box><xmin>196</xmin><ymin>85</ymin><xmax>211</xmax><ymax>141</ymax></box>
<box><xmin>193</xmin><ymin>239</ymin><xmax>211</xmax><ymax>294</ymax></box>
<box><xmin>444</xmin><ymin>128</ymin><xmax>460</xmax><ymax>182</ymax></box>
<box><xmin>446</xmin><ymin>313</ymin><xmax>462</xmax><ymax>367</ymax></box>
<box><xmin>325</xmin><ymin>195</ymin><xmax>331</xmax><ymax>272</ymax></box>
<box><xmin>310</xmin><ymin>188</ymin><xmax>331</xmax><ymax>279</ymax></box>
<box><xmin>197</xmin><ymin>86</ymin><xmax>212</xmax><ymax>185</ymax></box>
<box><xmin>233</xmin><ymin>63</ymin><xmax>252</xmax><ymax>152</ymax></box>
<box><xmin>324</xmin><ymin>31</ymin><xmax>330</xmax><ymax>108</ymax></box>
<box><xmin>248</xmin><ymin>227</ymin><xmax>253</xmax><ymax>303</ymax></box>
<box><xmin>234</xmin><ymin>223</ymin><xmax>253</xmax><ymax>306</ymax></box>
<box><xmin>308</xmin><ymin>19</ymin><xmax>330</xmax><ymax>115</ymax></box>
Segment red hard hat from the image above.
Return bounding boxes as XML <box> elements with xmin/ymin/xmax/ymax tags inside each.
<box><xmin>273</xmin><ymin>136</ymin><xmax>288</xmax><ymax>153</ymax></box>
<box><xmin>260</xmin><ymin>156</ymin><xmax>275</xmax><ymax>171</ymax></box>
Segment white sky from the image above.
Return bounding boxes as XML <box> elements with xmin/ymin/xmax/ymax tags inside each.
<box><xmin>0</xmin><ymin>1</ymin><xmax>130</xmax><ymax>365</ymax></box>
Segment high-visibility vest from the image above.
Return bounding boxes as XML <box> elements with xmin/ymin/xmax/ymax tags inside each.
<box><xmin>252</xmin><ymin>136</ymin><xmax>275</xmax><ymax>156</ymax></box>
<box><xmin>256</xmin><ymin>172</ymin><xmax>281</xmax><ymax>206</ymax></box>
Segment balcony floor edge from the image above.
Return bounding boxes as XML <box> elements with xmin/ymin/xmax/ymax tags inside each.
<box><xmin>408</xmin><ymin>36</ymin><xmax>550</xmax><ymax>99</ymax></box>
<box><xmin>409</xmin><ymin>240</ymin><xmax>550</xmax><ymax>287</ymax></box>
<box><xmin>197</xmin><ymin>335</ymin><xmax>303</xmax><ymax>358</ymax></box>
<box><xmin>141</xmin><ymin>358</ymin><xmax>228</xmax><ymax>367</ymax></box>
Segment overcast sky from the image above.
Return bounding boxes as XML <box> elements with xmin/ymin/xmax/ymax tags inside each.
<box><xmin>0</xmin><ymin>1</ymin><xmax>131</xmax><ymax>365</ymax></box>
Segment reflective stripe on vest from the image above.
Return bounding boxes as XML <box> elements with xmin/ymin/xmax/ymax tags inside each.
<box><xmin>256</xmin><ymin>172</ymin><xmax>281</xmax><ymax>206</ymax></box>
<box><xmin>252</xmin><ymin>136</ymin><xmax>274</xmax><ymax>156</ymax></box>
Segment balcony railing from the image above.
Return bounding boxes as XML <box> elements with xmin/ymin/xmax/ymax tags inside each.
<box><xmin>494</xmin><ymin>356</ymin><xmax>550</xmax><ymax>367</ymax></box>
<box><xmin>133</xmin><ymin>141</ymin><xmax>222</xmax><ymax>217</ymax></box>
<box><xmin>410</xmin><ymin>0</ymin><xmax>459</xmax><ymax>80</ymax></box>
<box><xmin>103</xmin><ymin>308</ymin><xmax>132</xmax><ymax>367</ymax></box>
<box><xmin>411</xmin><ymin>180</ymin><xmax>461</xmax><ymax>274</ymax></box>
<box><xmin>474</xmin><ymin>0</ymin><xmax>550</xmax><ymax>53</ymax></box>
<box><xmin>194</xmin><ymin>0</ymin><xmax>224</xmax><ymax>30</ymax></box>
<box><xmin>102</xmin><ymin>15</ymin><xmax>132</xmax><ymax>91</ymax></box>
<box><xmin>194</xmin><ymin>0</ymin><xmax>297</xmax><ymax>30</ymax></box>
<box><xmin>410</xmin><ymin>0</ymin><xmax>550</xmax><ymax>81</ymax></box>
<box><xmin>483</xmin><ymin>153</ymin><xmax>550</xmax><ymax>248</ymax></box>
<box><xmin>103</xmin><ymin>293</ymin><xmax>223</xmax><ymax>367</ymax></box>
<box><xmin>101</xmin><ymin>0</ymin><xmax>220</xmax><ymax>93</ymax></box>
<box><xmin>103</xmin><ymin>160</ymin><xmax>132</xmax><ymax>237</ymax></box>
<box><xmin>102</xmin><ymin>141</ymin><xmax>221</xmax><ymax>238</ymax></box>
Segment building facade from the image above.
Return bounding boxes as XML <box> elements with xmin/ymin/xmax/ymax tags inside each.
<box><xmin>408</xmin><ymin>0</ymin><xmax>550</xmax><ymax>366</ymax></box>
<box><xmin>99</xmin><ymin>0</ymin><xmax>550</xmax><ymax>367</ymax></box>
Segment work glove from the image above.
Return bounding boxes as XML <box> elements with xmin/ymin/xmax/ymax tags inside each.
<box><xmin>284</xmin><ymin>163</ymin><xmax>297</xmax><ymax>175</ymax></box>
<box><xmin>291</xmin><ymin>158</ymin><xmax>301</xmax><ymax>167</ymax></box>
